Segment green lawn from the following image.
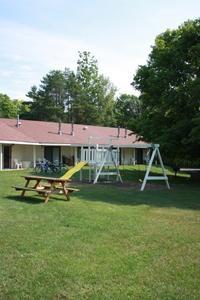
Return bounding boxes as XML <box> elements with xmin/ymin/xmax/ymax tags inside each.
<box><xmin>0</xmin><ymin>168</ymin><xmax>200</xmax><ymax>299</ymax></box>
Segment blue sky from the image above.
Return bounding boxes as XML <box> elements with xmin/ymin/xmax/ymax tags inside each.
<box><xmin>0</xmin><ymin>0</ymin><xmax>199</xmax><ymax>99</ymax></box>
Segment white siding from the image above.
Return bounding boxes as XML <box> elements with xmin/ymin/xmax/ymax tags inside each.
<box><xmin>2</xmin><ymin>143</ymin><xmax>148</xmax><ymax>169</ymax></box>
<box><xmin>12</xmin><ymin>145</ymin><xmax>44</xmax><ymax>168</ymax></box>
<box><xmin>36</xmin><ymin>146</ymin><xmax>44</xmax><ymax>161</ymax></box>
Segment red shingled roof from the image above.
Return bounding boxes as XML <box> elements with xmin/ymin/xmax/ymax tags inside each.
<box><xmin>0</xmin><ymin>118</ymin><xmax>147</xmax><ymax>147</ymax></box>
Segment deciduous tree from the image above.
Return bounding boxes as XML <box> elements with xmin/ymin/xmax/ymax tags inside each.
<box><xmin>0</xmin><ymin>93</ymin><xmax>30</xmax><ymax>118</ymax></box>
<box><xmin>115</xmin><ymin>94</ymin><xmax>141</xmax><ymax>128</ymax></box>
<box><xmin>132</xmin><ymin>19</ymin><xmax>200</xmax><ymax>164</ymax></box>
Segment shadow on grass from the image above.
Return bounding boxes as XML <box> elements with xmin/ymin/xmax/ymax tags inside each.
<box><xmin>6</xmin><ymin>195</ymin><xmax>45</xmax><ymax>204</ymax></box>
<box><xmin>6</xmin><ymin>195</ymin><xmax>70</xmax><ymax>205</ymax></box>
<box><xmin>120</xmin><ymin>168</ymin><xmax>191</xmax><ymax>184</ymax></box>
<box><xmin>76</xmin><ymin>183</ymin><xmax>200</xmax><ymax>211</ymax></box>
<box><xmin>6</xmin><ymin>184</ymin><xmax>200</xmax><ymax>210</ymax></box>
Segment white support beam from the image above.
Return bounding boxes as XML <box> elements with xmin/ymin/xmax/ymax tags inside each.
<box><xmin>80</xmin><ymin>146</ymin><xmax>83</xmax><ymax>181</ymax></box>
<box><xmin>147</xmin><ymin>176</ymin><xmax>168</xmax><ymax>180</ymax></box>
<box><xmin>133</xmin><ymin>148</ymin><xmax>136</xmax><ymax>165</ymax></box>
<box><xmin>0</xmin><ymin>144</ymin><xmax>2</xmax><ymax>171</ymax></box>
<box><xmin>100</xmin><ymin>172</ymin><xmax>118</xmax><ymax>176</ymax></box>
<box><xmin>33</xmin><ymin>145</ymin><xmax>36</xmax><ymax>168</ymax></box>
<box><xmin>74</xmin><ymin>147</ymin><xmax>77</xmax><ymax>165</ymax></box>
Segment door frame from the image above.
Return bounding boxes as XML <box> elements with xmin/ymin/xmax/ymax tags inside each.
<box><xmin>3</xmin><ymin>145</ymin><xmax>12</xmax><ymax>169</ymax></box>
<box><xmin>135</xmin><ymin>148</ymin><xmax>143</xmax><ymax>164</ymax></box>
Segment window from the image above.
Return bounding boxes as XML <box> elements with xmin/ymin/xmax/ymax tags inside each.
<box><xmin>44</xmin><ymin>146</ymin><xmax>61</xmax><ymax>163</ymax></box>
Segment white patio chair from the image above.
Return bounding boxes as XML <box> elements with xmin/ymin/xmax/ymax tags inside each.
<box><xmin>14</xmin><ymin>159</ymin><xmax>23</xmax><ymax>169</ymax></box>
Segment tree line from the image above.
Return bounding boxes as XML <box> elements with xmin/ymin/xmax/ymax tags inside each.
<box><xmin>0</xmin><ymin>18</ymin><xmax>199</xmax><ymax>165</ymax></box>
<box><xmin>25</xmin><ymin>51</ymin><xmax>141</xmax><ymax>127</ymax></box>
<box><xmin>0</xmin><ymin>51</ymin><xmax>139</xmax><ymax>128</ymax></box>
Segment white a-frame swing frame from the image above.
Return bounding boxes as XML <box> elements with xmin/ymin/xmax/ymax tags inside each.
<box><xmin>93</xmin><ymin>145</ymin><xmax>123</xmax><ymax>184</ymax></box>
<box><xmin>140</xmin><ymin>144</ymin><xmax>170</xmax><ymax>191</ymax></box>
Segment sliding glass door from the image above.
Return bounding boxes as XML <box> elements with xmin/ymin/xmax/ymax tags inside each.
<box><xmin>44</xmin><ymin>146</ymin><xmax>61</xmax><ymax>164</ymax></box>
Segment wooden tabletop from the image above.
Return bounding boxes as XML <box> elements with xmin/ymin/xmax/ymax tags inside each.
<box><xmin>22</xmin><ymin>175</ymin><xmax>71</xmax><ymax>182</ymax></box>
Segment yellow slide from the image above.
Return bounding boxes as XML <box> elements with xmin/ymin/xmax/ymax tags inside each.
<box><xmin>60</xmin><ymin>161</ymin><xmax>87</xmax><ymax>180</ymax></box>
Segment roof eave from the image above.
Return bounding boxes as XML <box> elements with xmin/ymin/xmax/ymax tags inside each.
<box><xmin>0</xmin><ymin>141</ymin><xmax>156</xmax><ymax>148</ymax></box>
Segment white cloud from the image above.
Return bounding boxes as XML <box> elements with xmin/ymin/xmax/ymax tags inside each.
<box><xmin>0</xmin><ymin>21</ymin><xmax>85</xmax><ymax>98</ymax></box>
<box><xmin>0</xmin><ymin>20</ymin><xmax>146</xmax><ymax>99</ymax></box>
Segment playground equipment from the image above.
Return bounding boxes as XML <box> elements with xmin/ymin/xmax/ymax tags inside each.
<box><xmin>75</xmin><ymin>138</ymin><xmax>169</xmax><ymax>189</ymax></box>
<box><xmin>60</xmin><ymin>161</ymin><xmax>87</xmax><ymax>180</ymax></box>
<box><xmin>140</xmin><ymin>144</ymin><xmax>170</xmax><ymax>191</ymax></box>
<box><xmin>80</xmin><ymin>137</ymin><xmax>123</xmax><ymax>184</ymax></box>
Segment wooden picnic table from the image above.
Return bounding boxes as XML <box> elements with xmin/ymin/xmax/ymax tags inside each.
<box><xmin>179</xmin><ymin>168</ymin><xmax>200</xmax><ymax>181</ymax></box>
<box><xmin>13</xmin><ymin>175</ymin><xmax>79</xmax><ymax>203</ymax></box>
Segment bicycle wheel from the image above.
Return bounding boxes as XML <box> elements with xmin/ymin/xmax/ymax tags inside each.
<box><xmin>35</xmin><ymin>165</ymin><xmax>41</xmax><ymax>174</ymax></box>
<box><xmin>51</xmin><ymin>164</ymin><xmax>59</xmax><ymax>173</ymax></box>
<box><xmin>60</xmin><ymin>164</ymin><xmax>68</xmax><ymax>173</ymax></box>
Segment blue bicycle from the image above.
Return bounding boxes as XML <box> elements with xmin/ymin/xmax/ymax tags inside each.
<box><xmin>34</xmin><ymin>160</ymin><xmax>59</xmax><ymax>174</ymax></box>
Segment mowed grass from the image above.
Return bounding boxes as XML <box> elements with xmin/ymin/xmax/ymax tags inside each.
<box><xmin>0</xmin><ymin>168</ymin><xmax>200</xmax><ymax>299</ymax></box>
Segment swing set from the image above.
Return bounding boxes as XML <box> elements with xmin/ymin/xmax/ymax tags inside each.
<box><xmin>80</xmin><ymin>138</ymin><xmax>123</xmax><ymax>184</ymax></box>
<box><xmin>140</xmin><ymin>144</ymin><xmax>170</xmax><ymax>191</ymax></box>
<box><xmin>79</xmin><ymin>138</ymin><xmax>170</xmax><ymax>191</ymax></box>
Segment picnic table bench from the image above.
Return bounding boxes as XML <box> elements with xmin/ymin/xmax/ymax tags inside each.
<box><xmin>180</xmin><ymin>168</ymin><xmax>200</xmax><ymax>181</ymax></box>
<box><xmin>13</xmin><ymin>175</ymin><xmax>79</xmax><ymax>203</ymax></box>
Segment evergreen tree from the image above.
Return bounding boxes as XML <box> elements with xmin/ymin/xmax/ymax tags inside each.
<box><xmin>26</xmin><ymin>52</ymin><xmax>117</xmax><ymax>126</ymax></box>
<box><xmin>27</xmin><ymin>70</ymin><xmax>68</xmax><ymax>121</ymax></box>
<box><xmin>71</xmin><ymin>51</ymin><xmax>116</xmax><ymax>125</ymax></box>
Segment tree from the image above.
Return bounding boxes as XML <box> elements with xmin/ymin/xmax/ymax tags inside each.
<box><xmin>70</xmin><ymin>51</ymin><xmax>116</xmax><ymax>125</ymax></box>
<box><xmin>27</xmin><ymin>52</ymin><xmax>117</xmax><ymax>126</ymax></box>
<box><xmin>0</xmin><ymin>93</ymin><xmax>30</xmax><ymax>118</ymax></box>
<box><xmin>115</xmin><ymin>94</ymin><xmax>141</xmax><ymax>128</ymax></box>
<box><xmin>132</xmin><ymin>19</ymin><xmax>200</xmax><ymax>164</ymax></box>
<box><xmin>27</xmin><ymin>70</ymin><xmax>68</xmax><ymax>121</ymax></box>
